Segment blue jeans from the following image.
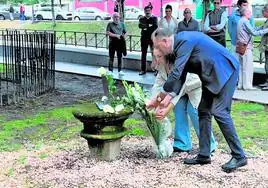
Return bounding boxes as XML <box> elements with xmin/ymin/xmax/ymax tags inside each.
<box><xmin>173</xmin><ymin>95</ymin><xmax>217</xmax><ymax>152</ymax></box>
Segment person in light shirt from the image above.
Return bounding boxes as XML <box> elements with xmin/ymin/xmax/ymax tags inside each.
<box><xmin>158</xmin><ymin>5</ymin><xmax>178</xmax><ymax>35</ymax></box>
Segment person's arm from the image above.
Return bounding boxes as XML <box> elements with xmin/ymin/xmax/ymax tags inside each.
<box><xmin>195</xmin><ymin>20</ymin><xmax>200</xmax><ymax>32</ymax></box>
<box><xmin>214</xmin><ymin>11</ymin><xmax>228</xmax><ymax>31</ymax></box>
<box><xmin>249</xmin><ymin>16</ymin><xmax>255</xmax><ymax>27</ymax></box>
<box><xmin>228</xmin><ymin>14</ymin><xmax>233</xmax><ymax>37</ymax></box>
<box><xmin>244</xmin><ymin>20</ymin><xmax>268</xmax><ymax>36</ymax></box>
<box><xmin>138</xmin><ymin>17</ymin><xmax>147</xmax><ymax>29</ymax></box>
<box><xmin>106</xmin><ymin>23</ymin><xmax>120</xmax><ymax>39</ymax></box>
<box><xmin>204</xmin><ymin>14</ymin><xmax>210</xmax><ymax>32</ymax></box>
<box><xmin>152</xmin><ymin>16</ymin><xmax>158</xmax><ymax>30</ymax></box>
<box><xmin>177</xmin><ymin>22</ymin><xmax>181</xmax><ymax>33</ymax></box>
<box><xmin>163</xmin><ymin>39</ymin><xmax>194</xmax><ymax>96</ymax></box>
<box><xmin>158</xmin><ymin>18</ymin><xmax>164</xmax><ymax>28</ymax></box>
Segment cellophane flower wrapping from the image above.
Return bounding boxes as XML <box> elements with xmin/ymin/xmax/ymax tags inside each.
<box><xmin>122</xmin><ymin>81</ymin><xmax>173</xmax><ymax>159</ymax></box>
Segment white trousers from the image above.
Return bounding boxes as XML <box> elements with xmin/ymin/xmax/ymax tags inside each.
<box><xmin>237</xmin><ymin>49</ymin><xmax>254</xmax><ymax>90</ymax></box>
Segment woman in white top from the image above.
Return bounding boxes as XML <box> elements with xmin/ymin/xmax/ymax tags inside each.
<box><xmin>147</xmin><ymin>48</ymin><xmax>217</xmax><ymax>152</ymax></box>
<box><xmin>158</xmin><ymin>5</ymin><xmax>178</xmax><ymax>34</ymax></box>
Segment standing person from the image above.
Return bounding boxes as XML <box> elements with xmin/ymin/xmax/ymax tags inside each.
<box><xmin>204</xmin><ymin>0</ymin><xmax>228</xmax><ymax>47</ymax></box>
<box><xmin>259</xmin><ymin>4</ymin><xmax>268</xmax><ymax>91</ymax></box>
<box><xmin>138</xmin><ymin>5</ymin><xmax>158</xmax><ymax>75</ymax></box>
<box><xmin>158</xmin><ymin>5</ymin><xmax>178</xmax><ymax>34</ymax></box>
<box><xmin>148</xmin><ymin>48</ymin><xmax>217</xmax><ymax>153</ymax></box>
<box><xmin>151</xmin><ymin>28</ymin><xmax>247</xmax><ymax>173</ymax></box>
<box><xmin>19</xmin><ymin>3</ymin><xmax>25</xmax><ymax>21</ymax></box>
<box><xmin>236</xmin><ymin>7</ymin><xmax>268</xmax><ymax>90</ymax></box>
<box><xmin>228</xmin><ymin>0</ymin><xmax>254</xmax><ymax>54</ymax></box>
<box><xmin>106</xmin><ymin>12</ymin><xmax>127</xmax><ymax>75</ymax></box>
<box><xmin>177</xmin><ymin>8</ymin><xmax>199</xmax><ymax>33</ymax></box>
<box><xmin>9</xmin><ymin>5</ymin><xmax>14</xmax><ymax>21</ymax></box>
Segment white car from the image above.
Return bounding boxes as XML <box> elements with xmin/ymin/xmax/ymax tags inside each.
<box><xmin>125</xmin><ymin>6</ymin><xmax>143</xmax><ymax>20</ymax></box>
<box><xmin>73</xmin><ymin>7</ymin><xmax>110</xmax><ymax>21</ymax></box>
<box><xmin>35</xmin><ymin>7</ymin><xmax>72</xmax><ymax>20</ymax></box>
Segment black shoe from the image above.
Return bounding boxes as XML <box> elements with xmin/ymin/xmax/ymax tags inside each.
<box><xmin>173</xmin><ymin>147</ymin><xmax>189</xmax><ymax>153</ymax></box>
<box><xmin>221</xmin><ymin>157</ymin><xmax>247</xmax><ymax>173</ymax></box>
<box><xmin>259</xmin><ymin>82</ymin><xmax>268</xmax><ymax>87</ymax></box>
<box><xmin>139</xmin><ymin>71</ymin><xmax>146</xmax><ymax>75</ymax></box>
<box><xmin>184</xmin><ymin>155</ymin><xmax>211</xmax><ymax>165</ymax></box>
<box><xmin>262</xmin><ymin>86</ymin><xmax>268</xmax><ymax>91</ymax></box>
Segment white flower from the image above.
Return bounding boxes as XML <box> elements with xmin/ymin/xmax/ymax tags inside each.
<box><xmin>103</xmin><ymin>105</ymin><xmax>115</xmax><ymax>113</ymax></box>
<box><xmin>97</xmin><ymin>67</ymin><xmax>107</xmax><ymax>76</ymax></box>
<box><xmin>115</xmin><ymin>104</ymin><xmax>124</xmax><ymax>113</ymax></box>
<box><xmin>101</xmin><ymin>96</ymin><xmax>108</xmax><ymax>102</ymax></box>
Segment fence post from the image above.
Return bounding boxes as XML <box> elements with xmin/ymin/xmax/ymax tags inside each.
<box><xmin>95</xmin><ymin>33</ymin><xmax>97</xmax><ymax>48</ymax></box>
<box><xmin>74</xmin><ymin>32</ymin><xmax>77</xmax><ymax>46</ymax></box>
<box><xmin>85</xmin><ymin>33</ymin><xmax>87</xmax><ymax>47</ymax></box>
<box><xmin>64</xmin><ymin>31</ymin><xmax>67</xmax><ymax>45</ymax></box>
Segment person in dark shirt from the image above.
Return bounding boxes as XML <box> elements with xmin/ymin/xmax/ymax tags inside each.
<box><xmin>106</xmin><ymin>12</ymin><xmax>127</xmax><ymax>75</ymax></box>
<box><xmin>138</xmin><ymin>5</ymin><xmax>158</xmax><ymax>75</ymax></box>
<box><xmin>177</xmin><ymin>8</ymin><xmax>199</xmax><ymax>33</ymax></box>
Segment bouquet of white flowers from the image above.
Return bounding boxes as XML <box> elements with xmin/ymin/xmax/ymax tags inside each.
<box><xmin>122</xmin><ymin>81</ymin><xmax>173</xmax><ymax>159</ymax></box>
<box><xmin>97</xmin><ymin>67</ymin><xmax>173</xmax><ymax>158</ymax></box>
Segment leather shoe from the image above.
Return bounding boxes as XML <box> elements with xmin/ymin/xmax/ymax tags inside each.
<box><xmin>262</xmin><ymin>86</ymin><xmax>268</xmax><ymax>91</ymax></box>
<box><xmin>221</xmin><ymin>157</ymin><xmax>247</xmax><ymax>173</ymax></box>
<box><xmin>184</xmin><ymin>155</ymin><xmax>211</xmax><ymax>165</ymax></box>
<box><xmin>139</xmin><ymin>71</ymin><xmax>146</xmax><ymax>75</ymax></box>
<box><xmin>173</xmin><ymin>147</ymin><xmax>189</xmax><ymax>153</ymax></box>
<box><xmin>259</xmin><ymin>82</ymin><xmax>268</xmax><ymax>87</ymax></box>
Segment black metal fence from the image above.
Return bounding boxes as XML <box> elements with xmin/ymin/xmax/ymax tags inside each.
<box><xmin>0</xmin><ymin>30</ymin><xmax>55</xmax><ymax>105</ymax></box>
<box><xmin>0</xmin><ymin>29</ymin><xmax>264</xmax><ymax>64</ymax></box>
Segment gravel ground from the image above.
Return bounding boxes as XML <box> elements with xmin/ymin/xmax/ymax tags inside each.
<box><xmin>0</xmin><ymin>72</ymin><xmax>267</xmax><ymax>187</ymax></box>
<box><xmin>0</xmin><ymin>137</ymin><xmax>267</xmax><ymax>188</ymax></box>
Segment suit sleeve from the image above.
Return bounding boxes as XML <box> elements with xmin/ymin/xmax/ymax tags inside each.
<box><xmin>153</xmin><ymin>17</ymin><xmax>158</xmax><ymax>30</ymax></box>
<box><xmin>163</xmin><ymin>39</ymin><xmax>194</xmax><ymax>95</ymax></box>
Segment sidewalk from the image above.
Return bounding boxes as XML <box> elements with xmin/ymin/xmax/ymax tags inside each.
<box><xmin>56</xmin><ymin>61</ymin><xmax>268</xmax><ymax>105</ymax></box>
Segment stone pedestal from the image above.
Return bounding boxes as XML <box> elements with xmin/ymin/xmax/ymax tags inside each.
<box><xmin>73</xmin><ymin>103</ymin><xmax>133</xmax><ymax>161</ymax></box>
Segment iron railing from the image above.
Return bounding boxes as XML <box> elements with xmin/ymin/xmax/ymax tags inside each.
<box><xmin>0</xmin><ymin>30</ymin><xmax>55</xmax><ymax>105</ymax></box>
<box><xmin>0</xmin><ymin>29</ymin><xmax>264</xmax><ymax>64</ymax></box>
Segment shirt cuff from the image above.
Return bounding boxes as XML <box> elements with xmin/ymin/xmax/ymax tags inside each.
<box><xmin>168</xmin><ymin>92</ymin><xmax>177</xmax><ymax>98</ymax></box>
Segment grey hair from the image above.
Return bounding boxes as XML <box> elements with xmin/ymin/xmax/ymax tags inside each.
<box><xmin>263</xmin><ymin>4</ymin><xmax>268</xmax><ymax>12</ymax></box>
<box><xmin>152</xmin><ymin>28</ymin><xmax>173</xmax><ymax>41</ymax></box>
<box><xmin>112</xmin><ymin>12</ymin><xmax>120</xmax><ymax>18</ymax></box>
<box><xmin>240</xmin><ymin>7</ymin><xmax>250</xmax><ymax>16</ymax></box>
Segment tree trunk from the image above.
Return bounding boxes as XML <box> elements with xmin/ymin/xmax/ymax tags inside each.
<box><xmin>202</xmin><ymin>0</ymin><xmax>210</xmax><ymax>21</ymax></box>
<box><xmin>51</xmin><ymin>0</ymin><xmax>56</xmax><ymax>27</ymax></box>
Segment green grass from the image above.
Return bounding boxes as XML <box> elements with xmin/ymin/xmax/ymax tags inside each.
<box><xmin>23</xmin><ymin>20</ymin><xmax>265</xmax><ymax>37</ymax></box>
<box><xmin>0</xmin><ymin>101</ymin><xmax>267</xmax><ymax>156</ymax></box>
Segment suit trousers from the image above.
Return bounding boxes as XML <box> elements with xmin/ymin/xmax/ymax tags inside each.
<box><xmin>237</xmin><ymin>49</ymin><xmax>254</xmax><ymax>90</ymax></box>
<box><xmin>141</xmin><ymin>38</ymin><xmax>153</xmax><ymax>72</ymax></box>
<box><xmin>265</xmin><ymin>50</ymin><xmax>268</xmax><ymax>79</ymax></box>
<box><xmin>198</xmin><ymin>68</ymin><xmax>246</xmax><ymax>159</ymax></box>
<box><xmin>173</xmin><ymin>95</ymin><xmax>217</xmax><ymax>152</ymax></box>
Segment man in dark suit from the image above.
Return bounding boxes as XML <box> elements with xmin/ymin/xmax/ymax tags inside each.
<box><xmin>138</xmin><ymin>5</ymin><xmax>158</xmax><ymax>75</ymax></box>
<box><xmin>150</xmin><ymin>28</ymin><xmax>247</xmax><ymax>173</ymax></box>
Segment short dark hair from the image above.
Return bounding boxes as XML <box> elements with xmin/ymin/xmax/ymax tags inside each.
<box><xmin>165</xmin><ymin>4</ymin><xmax>172</xmax><ymax>11</ymax></box>
<box><xmin>237</xmin><ymin>0</ymin><xmax>248</xmax><ymax>6</ymax></box>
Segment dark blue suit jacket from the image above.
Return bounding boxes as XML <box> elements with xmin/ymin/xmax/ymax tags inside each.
<box><xmin>163</xmin><ymin>31</ymin><xmax>239</xmax><ymax>95</ymax></box>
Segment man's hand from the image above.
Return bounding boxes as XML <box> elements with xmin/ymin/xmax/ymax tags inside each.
<box><xmin>116</xmin><ymin>34</ymin><xmax>121</xmax><ymax>39</ymax></box>
<box><xmin>145</xmin><ymin>96</ymin><xmax>159</xmax><ymax>110</ymax></box>
<box><xmin>160</xmin><ymin>94</ymin><xmax>173</xmax><ymax>108</ymax></box>
<box><xmin>155</xmin><ymin>103</ymin><xmax>174</xmax><ymax>120</ymax></box>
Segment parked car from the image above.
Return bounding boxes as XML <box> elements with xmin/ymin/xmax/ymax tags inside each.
<box><xmin>124</xmin><ymin>6</ymin><xmax>143</xmax><ymax>20</ymax></box>
<box><xmin>35</xmin><ymin>7</ymin><xmax>72</xmax><ymax>20</ymax></box>
<box><xmin>0</xmin><ymin>6</ymin><xmax>20</xmax><ymax>20</ymax></box>
<box><xmin>73</xmin><ymin>7</ymin><xmax>110</xmax><ymax>21</ymax></box>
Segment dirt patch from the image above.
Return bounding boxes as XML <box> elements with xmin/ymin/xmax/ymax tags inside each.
<box><xmin>0</xmin><ymin>137</ymin><xmax>267</xmax><ymax>188</ymax></box>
